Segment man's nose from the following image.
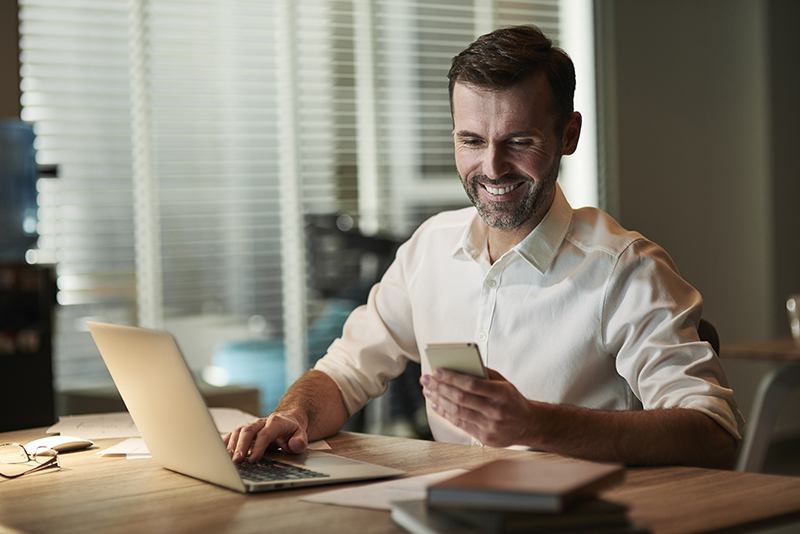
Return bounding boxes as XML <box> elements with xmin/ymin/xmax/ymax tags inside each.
<box><xmin>482</xmin><ymin>144</ymin><xmax>510</xmax><ymax>180</ymax></box>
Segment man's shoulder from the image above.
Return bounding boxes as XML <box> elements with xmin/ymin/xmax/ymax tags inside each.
<box><xmin>395</xmin><ymin>207</ymin><xmax>477</xmax><ymax>266</ymax></box>
<box><xmin>566</xmin><ymin>206</ymin><xmax>647</xmax><ymax>259</ymax></box>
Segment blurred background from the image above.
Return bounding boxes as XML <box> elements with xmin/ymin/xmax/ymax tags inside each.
<box><xmin>1</xmin><ymin>0</ymin><xmax>798</xmax><ymax>474</ymax></box>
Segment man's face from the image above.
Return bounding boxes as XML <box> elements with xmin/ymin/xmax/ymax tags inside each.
<box><xmin>452</xmin><ymin>73</ymin><xmax>573</xmax><ymax>232</ymax></box>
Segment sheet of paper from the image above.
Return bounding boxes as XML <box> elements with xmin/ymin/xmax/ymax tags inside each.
<box><xmin>209</xmin><ymin>407</ymin><xmax>259</xmax><ymax>433</ymax></box>
<box><xmin>48</xmin><ymin>412</ymin><xmax>139</xmax><ymax>439</ymax></box>
<box><xmin>47</xmin><ymin>408</ymin><xmax>260</xmax><ymax>440</ymax></box>
<box><xmin>301</xmin><ymin>469</ymin><xmax>466</xmax><ymax>511</ymax></box>
<box><xmin>96</xmin><ymin>435</ymin><xmax>330</xmax><ymax>459</ymax></box>
<box><xmin>306</xmin><ymin>440</ymin><xmax>331</xmax><ymax>451</ymax></box>
<box><xmin>96</xmin><ymin>438</ymin><xmax>151</xmax><ymax>459</ymax></box>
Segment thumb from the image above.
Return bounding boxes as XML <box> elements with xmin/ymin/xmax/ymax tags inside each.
<box><xmin>485</xmin><ymin>367</ymin><xmax>508</xmax><ymax>381</ymax></box>
<box><xmin>285</xmin><ymin>428</ymin><xmax>309</xmax><ymax>454</ymax></box>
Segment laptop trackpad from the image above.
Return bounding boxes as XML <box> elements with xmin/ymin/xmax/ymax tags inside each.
<box><xmin>300</xmin><ymin>453</ymin><xmax>364</xmax><ymax>468</ymax></box>
<box><xmin>265</xmin><ymin>450</ymin><xmax>362</xmax><ymax>469</ymax></box>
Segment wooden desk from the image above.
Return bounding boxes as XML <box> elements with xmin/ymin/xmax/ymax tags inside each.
<box><xmin>1</xmin><ymin>427</ymin><xmax>800</xmax><ymax>534</ymax></box>
<box><xmin>721</xmin><ymin>337</ymin><xmax>800</xmax><ymax>472</ymax></box>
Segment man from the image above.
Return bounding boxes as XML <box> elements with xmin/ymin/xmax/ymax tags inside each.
<box><xmin>226</xmin><ymin>25</ymin><xmax>743</xmax><ymax>468</ymax></box>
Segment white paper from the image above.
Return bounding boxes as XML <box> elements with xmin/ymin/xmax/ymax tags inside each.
<box><xmin>47</xmin><ymin>412</ymin><xmax>139</xmax><ymax>439</ymax></box>
<box><xmin>305</xmin><ymin>440</ymin><xmax>332</xmax><ymax>451</ymax></box>
<box><xmin>96</xmin><ymin>438</ymin><xmax>151</xmax><ymax>459</ymax></box>
<box><xmin>47</xmin><ymin>408</ymin><xmax>259</xmax><ymax>440</ymax></box>
<box><xmin>208</xmin><ymin>407</ymin><xmax>259</xmax><ymax>433</ymax></box>
<box><xmin>301</xmin><ymin>469</ymin><xmax>467</xmax><ymax>511</ymax></box>
<box><xmin>97</xmin><ymin>437</ymin><xmax>330</xmax><ymax>459</ymax></box>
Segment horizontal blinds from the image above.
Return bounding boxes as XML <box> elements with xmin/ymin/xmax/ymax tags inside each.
<box><xmin>19</xmin><ymin>0</ymin><xmax>135</xmax><ymax>387</ymax></box>
<box><xmin>20</xmin><ymin>0</ymin><xmax>571</xmax><ymax>391</ymax></box>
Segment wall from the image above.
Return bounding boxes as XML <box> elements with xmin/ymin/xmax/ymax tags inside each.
<box><xmin>599</xmin><ymin>0</ymin><xmax>800</xmax><ymax>437</ymax></box>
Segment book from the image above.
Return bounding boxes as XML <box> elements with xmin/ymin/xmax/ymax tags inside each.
<box><xmin>392</xmin><ymin>499</ymin><xmax>648</xmax><ymax>534</ymax></box>
<box><xmin>426</xmin><ymin>458</ymin><xmax>624</xmax><ymax>513</ymax></box>
<box><xmin>392</xmin><ymin>500</ymin><xmax>485</xmax><ymax>534</ymax></box>
<box><xmin>436</xmin><ymin>498</ymin><xmax>631</xmax><ymax>533</ymax></box>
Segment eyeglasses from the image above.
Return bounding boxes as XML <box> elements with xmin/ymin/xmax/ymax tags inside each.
<box><xmin>0</xmin><ymin>443</ymin><xmax>60</xmax><ymax>479</ymax></box>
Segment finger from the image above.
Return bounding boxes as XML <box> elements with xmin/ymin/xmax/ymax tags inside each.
<box><xmin>224</xmin><ymin>427</ymin><xmax>240</xmax><ymax>453</ymax></box>
<box><xmin>428</xmin><ymin>376</ymin><xmax>490</xmax><ymax>413</ymax></box>
<box><xmin>434</xmin><ymin>368</ymin><xmax>492</xmax><ymax>397</ymax></box>
<box><xmin>248</xmin><ymin>423</ymin><xmax>282</xmax><ymax>461</ymax></box>
<box><xmin>248</xmin><ymin>414</ymin><xmax>307</xmax><ymax>461</ymax></box>
<box><xmin>232</xmin><ymin>419</ymin><xmax>266</xmax><ymax>463</ymax></box>
<box><xmin>429</xmin><ymin>390</ymin><xmax>488</xmax><ymax>433</ymax></box>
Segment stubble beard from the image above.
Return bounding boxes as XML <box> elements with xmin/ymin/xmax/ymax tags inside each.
<box><xmin>461</xmin><ymin>157</ymin><xmax>561</xmax><ymax>230</ymax></box>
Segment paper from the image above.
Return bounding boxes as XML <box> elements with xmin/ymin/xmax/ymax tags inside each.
<box><xmin>48</xmin><ymin>412</ymin><xmax>139</xmax><ymax>439</ymax></box>
<box><xmin>301</xmin><ymin>469</ymin><xmax>466</xmax><ymax>511</ymax></box>
<box><xmin>97</xmin><ymin>437</ymin><xmax>330</xmax><ymax>459</ymax></box>
<box><xmin>47</xmin><ymin>408</ymin><xmax>259</xmax><ymax>440</ymax></box>
<box><xmin>209</xmin><ymin>407</ymin><xmax>259</xmax><ymax>433</ymax></box>
<box><xmin>96</xmin><ymin>438</ymin><xmax>151</xmax><ymax>459</ymax></box>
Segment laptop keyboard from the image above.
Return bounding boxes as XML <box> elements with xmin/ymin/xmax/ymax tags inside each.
<box><xmin>237</xmin><ymin>458</ymin><xmax>330</xmax><ymax>483</ymax></box>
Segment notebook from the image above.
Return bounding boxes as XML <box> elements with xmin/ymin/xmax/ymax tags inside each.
<box><xmin>87</xmin><ymin>321</ymin><xmax>404</xmax><ymax>493</ymax></box>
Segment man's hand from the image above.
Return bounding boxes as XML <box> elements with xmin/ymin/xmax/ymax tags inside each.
<box><xmin>420</xmin><ymin>367</ymin><xmax>534</xmax><ymax>447</ymax></box>
<box><xmin>222</xmin><ymin>369</ymin><xmax>350</xmax><ymax>464</ymax></box>
<box><xmin>224</xmin><ymin>411</ymin><xmax>309</xmax><ymax>463</ymax></box>
<box><xmin>420</xmin><ymin>366</ymin><xmax>738</xmax><ymax>468</ymax></box>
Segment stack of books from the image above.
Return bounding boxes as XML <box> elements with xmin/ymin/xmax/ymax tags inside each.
<box><xmin>391</xmin><ymin>458</ymin><xmax>648</xmax><ymax>534</ymax></box>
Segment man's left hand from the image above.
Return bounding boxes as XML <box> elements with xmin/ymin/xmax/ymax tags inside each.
<box><xmin>419</xmin><ymin>367</ymin><xmax>536</xmax><ymax>447</ymax></box>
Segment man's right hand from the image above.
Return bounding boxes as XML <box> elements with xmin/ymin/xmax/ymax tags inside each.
<box><xmin>223</xmin><ymin>411</ymin><xmax>309</xmax><ymax>463</ymax></box>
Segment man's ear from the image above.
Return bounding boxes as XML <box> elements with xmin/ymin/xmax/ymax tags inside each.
<box><xmin>561</xmin><ymin>111</ymin><xmax>582</xmax><ymax>155</ymax></box>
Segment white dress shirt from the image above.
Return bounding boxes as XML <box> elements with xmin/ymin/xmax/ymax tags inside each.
<box><xmin>315</xmin><ymin>185</ymin><xmax>743</xmax><ymax>446</ymax></box>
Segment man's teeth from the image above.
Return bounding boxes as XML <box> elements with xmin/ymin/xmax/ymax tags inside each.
<box><xmin>485</xmin><ymin>184</ymin><xmax>518</xmax><ymax>195</ymax></box>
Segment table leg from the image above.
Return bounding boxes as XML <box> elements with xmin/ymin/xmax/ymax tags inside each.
<box><xmin>736</xmin><ymin>364</ymin><xmax>800</xmax><ymax>472</ymax></box>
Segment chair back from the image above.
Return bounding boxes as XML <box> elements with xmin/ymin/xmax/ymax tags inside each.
<box><xmin>698</xmin><ymin>318</ymin><xmax>720</xmax><ymax>356</ymax></box>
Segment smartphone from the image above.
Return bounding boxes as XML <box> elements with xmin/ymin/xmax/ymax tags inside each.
<box><xmin>425</xmin><ymin>343</ymin><xmax>487</xmax><ymax>378</ymax></box>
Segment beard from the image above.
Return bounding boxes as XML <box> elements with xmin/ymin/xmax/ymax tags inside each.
<box><xmin>460</xmin><ymin>155</ymin><xmax>561</xmax><ymax>230</ymax></box>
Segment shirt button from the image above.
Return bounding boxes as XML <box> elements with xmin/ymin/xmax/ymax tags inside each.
<box><xmin>478</xmin><ymin>332</ymin><xmax>487</xmax><ymax>341</ymax></box>
<box><xmin>486</xmin><ymin>279</ymin><xmax>497</xmax><ymax>288</ymax></box>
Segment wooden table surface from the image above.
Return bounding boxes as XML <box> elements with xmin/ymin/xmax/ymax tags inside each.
<box><xmin>1</xmin><ymin>427</ymin><xmax>800</xmax><ymax>534</ymax></box>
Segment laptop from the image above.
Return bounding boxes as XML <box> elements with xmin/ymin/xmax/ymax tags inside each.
<box><xmin>87</xmin><ymin>321</ymin><xmax>404</xmax><ymax>493</ymax></box>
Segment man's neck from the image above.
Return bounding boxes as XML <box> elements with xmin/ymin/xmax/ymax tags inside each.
<box><xmin>485</xmin><ymin>189</ymin><xmax>555</xmax><ymax>264</ymax></box>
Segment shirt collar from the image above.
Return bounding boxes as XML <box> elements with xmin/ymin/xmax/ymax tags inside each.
<box><xmin>515</xmin><ymin>184</ymin><xmax>573</xmax><ymax>273</ymax></box>
<box><xmin>452</xmin><ymin>183</ymin><xmax>573</xmax><ymax>273</ymax></box>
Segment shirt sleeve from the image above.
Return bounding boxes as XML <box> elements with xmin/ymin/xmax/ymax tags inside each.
<box><xmin>603</xmin><ymin>239</ymin><xmax>745</xmax><ymax>440</ymax></box>
<box><xmin>313</xmin><ymin>244</ymin><xmax>420</xmax><ymax>417</ymax></box>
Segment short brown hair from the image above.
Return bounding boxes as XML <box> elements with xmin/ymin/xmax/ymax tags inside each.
<box><xmin>448</xmin><ymin>25</ymin><xmax>576</xmax><ymax>134</ymax></box>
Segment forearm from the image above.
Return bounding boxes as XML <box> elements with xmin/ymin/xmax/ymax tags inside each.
<box><xmin>524</xmin><ymin>403</ymin><xmax>738</xmax><ymax>469</ymax></box>
<box><xmin>274</xmin><ymin>369</ymin><xmax>350</xmax><ymax>442</ymax></box>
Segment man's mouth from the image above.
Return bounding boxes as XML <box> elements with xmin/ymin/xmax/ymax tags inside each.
<box><xmin>483</xmin><ymin>183</ymin><xmax>522</xmax><ymax>195</ymax></box>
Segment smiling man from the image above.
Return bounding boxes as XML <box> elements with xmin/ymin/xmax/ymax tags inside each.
<box><xmin>226</xmin><ymin>25</ymin><xmax>743</xmax><ymax>469</ymax></box>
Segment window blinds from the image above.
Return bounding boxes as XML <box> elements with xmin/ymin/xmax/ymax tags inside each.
<box><xmin>19</xmin><ymin>0</ymin><xmax>594</xmax><ymax>392</ymax></box>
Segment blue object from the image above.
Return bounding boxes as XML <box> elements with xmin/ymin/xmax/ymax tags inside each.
<box><xmin>212</xmin><ymin>338</ymin><xmax>287</xmax><ymax>417</ymax></box>
<box><xmin>212</xmin><ymin>297</ymin><xmax>362</xmax><ymax>416</ymax></box>
<box><xmin>0</xmin><ymin>121</ymin><xmax>38</xmax><ymax>262</ymax></box>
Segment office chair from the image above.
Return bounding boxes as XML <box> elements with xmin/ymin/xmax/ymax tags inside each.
<box><xmin>697</xmin><ymin>318</ymin><xmax>720</xmax><ymax>356</ymax></box>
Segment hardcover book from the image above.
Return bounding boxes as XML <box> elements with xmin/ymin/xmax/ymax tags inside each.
<box><xmin>426</xmin><ymin>458</ymin><xmax>625</xmax><ymax>513</ymax></box>
<box><xmin>392</xmin><ymin>499</ymin><xmax>647</xmax><ymax>534</ymax></box>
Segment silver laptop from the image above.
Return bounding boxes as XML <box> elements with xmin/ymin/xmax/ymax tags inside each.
<box><xmin>87</xmin><ymin>321</ymin><xmax>404</xmax><ymax>493</ymax></box>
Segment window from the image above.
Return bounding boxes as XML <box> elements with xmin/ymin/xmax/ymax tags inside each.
<box><xmin>19</xmin><ymin>0</ymin><xmax>596</xmax><ymax>406</ymax></box>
